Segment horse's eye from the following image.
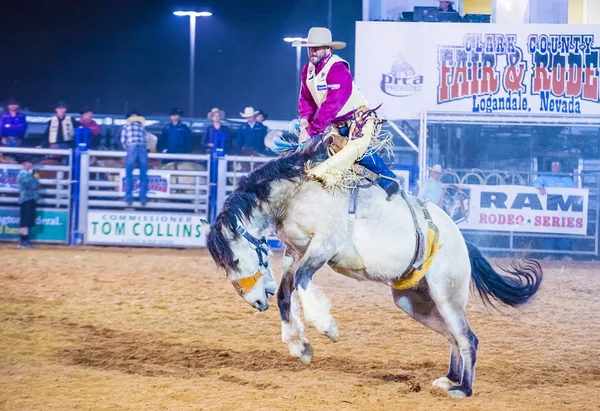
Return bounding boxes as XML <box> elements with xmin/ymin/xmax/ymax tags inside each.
<box><xmin>233</xmin><ymin>259</ymin><xmax>239</xmax><ymax>266</ymax></box>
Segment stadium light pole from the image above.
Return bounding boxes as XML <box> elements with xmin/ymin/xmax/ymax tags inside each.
<box><xmin>284</xmin><ymin>37</ymin><xmax>306</xmax><ymax>97</ymax></box>
<box><xmin>174</xmin><ymin>10</ymin><xmax>212</xmax><ymax>117</ymax></box>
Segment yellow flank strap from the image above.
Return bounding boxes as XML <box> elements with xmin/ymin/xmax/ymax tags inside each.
<box><xmin>390</xmin><ymin>227</ymin><xmax>440</xmax><ymax>291</ymax></box>
<box><xmin>232</xmin><ymin>271</ymin><xmax>263</xmax><ymax>297</ymax></box>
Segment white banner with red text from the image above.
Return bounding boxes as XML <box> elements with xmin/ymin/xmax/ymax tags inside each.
<box><xmin>441</xmin><ymin>185</ymin><xmax>588</xmax><ymax>235</ymax></box>
<box><xmin>355</xmin><ymin>22</ymin><xmax>600</xmax><ymax>119</ymax></box>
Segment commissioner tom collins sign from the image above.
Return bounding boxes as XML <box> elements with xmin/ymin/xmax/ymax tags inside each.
<box><xmin>441</xmin><ymin>185</ymin><xmax>588</xmax><ymax>235</ymax></box>
<box><xmin>87</xmin><ymin>210</ymin><xmax>207</xmax><ymax>247</ymax></box>
<box><xmin>356</xmin><ymin>23</ymin><xmax>600</xmax><ymax>119</ymax></box>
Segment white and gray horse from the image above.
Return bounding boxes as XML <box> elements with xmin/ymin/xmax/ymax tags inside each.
<box><xmin>206</xmin><ymin>144</ymin><xmax>542</xmax><ymax>398</ymax></box>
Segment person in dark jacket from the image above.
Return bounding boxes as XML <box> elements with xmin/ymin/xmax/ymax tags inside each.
<box><xmin>237</xmin><ymin>106</ymin><xmax>268</xmax><ymax>155</ymax></box>
<box><xmin>202</xmin><ymin>108</ymin><xmax>231</xmax><ymax>154</ymax></box>
<box><xmin>159</xmin><ymin>108</ymin><xmax>193</xmax><ymax>154</ymax></box>
<box><xmin>17</xmin><ymin>156</ymin><xmax>39</xmax><ymax>249</ymax></box>
<box><xmin>42</xmin><ymin>100</ymin><xmax>78</xmax><ymax>149</ymax></box>
<box><xmin>0</xmin><ymin>97</ymin><xmax>27</xmax><ymax>148</ymax></box>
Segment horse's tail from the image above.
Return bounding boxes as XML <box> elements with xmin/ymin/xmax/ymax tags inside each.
<box><xmin>466</xmin><ymin>241</ymin><xmax>543</xmax><ymax>308</ymax></box>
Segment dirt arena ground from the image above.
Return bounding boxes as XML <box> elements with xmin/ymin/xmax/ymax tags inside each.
<box><xmin>1</xmin><ymin>244</ymin><xmax>600</xmax><ymax>410</ymax></box>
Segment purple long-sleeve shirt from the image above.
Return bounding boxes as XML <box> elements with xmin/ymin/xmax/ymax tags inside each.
<box><xmin>298</xmin><ymin>53</ymin><xmax>354</xmax><ymax>137</ymax></box>
<box><xmin>0</xmin><ymin>112</ymin><xmax>27</xmax><ymax>138</ymax></box>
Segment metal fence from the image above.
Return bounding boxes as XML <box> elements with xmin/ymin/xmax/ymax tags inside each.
<box><xmin>439</xmin><ymin>168</ymin><xmax>599</xmax><ymax>257</ymax></box>
<box><xmin>0</xmin><ymin>147</ymin><xmax>72</xmax><ymax>243</ymax></box>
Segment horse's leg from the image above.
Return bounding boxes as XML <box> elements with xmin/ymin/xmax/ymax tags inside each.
<box><xmin>277</xmin><ymin>250</ymin><xmax>312</xmax><ymax>364</ymax></box>
<box><xmin>425</xmin><ymin>262</ymin><xmax>479</xmax><ymax>399</ymax></box>
<box><xmin>391</xmin><ymin>285</ymin><xmax>462</xmax><ymax>390</ymax></box>
<box><xmin>294</xmin><ymin>243</ymin><xmax>339</xmax><ymax>344</ymax></box>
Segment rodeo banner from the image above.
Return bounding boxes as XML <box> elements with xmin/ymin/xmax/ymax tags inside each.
<box><xmin>441</xmin><ymin>185</ymin><xmax>589</xmax><ymax>235</ymax></box>
<box><xmin>0</xmin><ymin>208</ymin><xmax>69</xmax><ymax>242</ymax></box>
<box><xmin>86</xmin><ymin>210</ymin><xmax>207</xmax><ymax>247</ymax></box>
<box><xmin>356</xmin><ymin>22</ymin><xmax>600</xmax><ymax>119</ymax></box>
<box><xmin>119</xmin><ymin>169</ymin><xmax>171</xmax><ymax>198</ymax></box>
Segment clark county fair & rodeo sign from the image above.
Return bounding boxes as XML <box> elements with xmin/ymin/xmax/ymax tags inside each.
<box><xmin>356</xmin><ymin>23</ymin><xmax>600</xmax><ymax>119</ymax></box>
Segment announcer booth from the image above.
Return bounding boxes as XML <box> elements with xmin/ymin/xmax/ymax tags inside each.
<box><xmin>355</xmin><ymin>20</ymin><xmax>600</xmax><ymax>257</ymax></box>
<box><xmin>0</xmin><ymin>147</ymin><xmax>72</xmax><ymax>244</ymax></box>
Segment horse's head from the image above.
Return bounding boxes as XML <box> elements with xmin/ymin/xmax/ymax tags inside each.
<box><xmin>204</xmin><ymin>218</ymin><xmax>277</xmax><ymax>311</ymax></box>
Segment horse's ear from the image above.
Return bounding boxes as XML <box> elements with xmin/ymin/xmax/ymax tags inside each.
<box><xmin>200</xmin><ymin>219</ymin><xmax>211</xmax><ymax>235</ymax></box>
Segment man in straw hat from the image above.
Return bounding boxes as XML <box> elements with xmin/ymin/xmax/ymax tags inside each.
<box><xmin>438</xmin><ymin>0</ymin><xmax>457</xmax><ymax>12</ymax></box>
<box><xmin>203</xmin><ymin>108</ymin><xmax>231</xmax><ymax>154</ymax></box>
<box><xmin>418</xmin><ymin>164</ymin><xmax>444</xmax><ymax>205</ymax></box>
<box><xmin>237</xmin><ymin>106</ymin><xmax>268</xmax><ymax>155</ymax></box>
<box><xmin>293</xmin><ymin>27</ymin><xmax>400</xmax><ymax>200</ymax></box>
<box><xmin>121</xmin><ymin>111</ymin><xmax>149</xmax><ymax>206</ymax></box>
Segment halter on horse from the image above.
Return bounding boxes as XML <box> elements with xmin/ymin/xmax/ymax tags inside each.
<box><xmin>206</xmin><ymin>142</ymin><xmax>543</xmax><ymax>399</ymax></box>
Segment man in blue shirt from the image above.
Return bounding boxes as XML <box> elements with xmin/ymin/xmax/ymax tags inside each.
<box><xmin>159</xmin><ymin>108</ymin><xmax>193</xmax><ymax>154</ymax></box>
<box><xmin>237</xmin><ymin>107</ymin><xmax>268</xmax><ymax>155</ymax></box>
<box><xmin>1</xmin><ymin>97</ymin><xmax>27</xmax><ymax>148</ymax></box>
<box><xmin>533</xmin><ymin>160</ymin><xmax>575</xmax><ymax>257</ymax></box>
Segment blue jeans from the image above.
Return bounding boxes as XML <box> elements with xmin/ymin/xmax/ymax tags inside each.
<box><xmin>125</xmin><ymin>145</ymin><xmax>148</xmax><ymax>204</ymax></box>
<box><xmin>358</xmin><ymin>153</ymin><xmax>397</xmax><ymax>189</ymax></box>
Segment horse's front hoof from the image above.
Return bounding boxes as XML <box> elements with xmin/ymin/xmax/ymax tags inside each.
<box><xmin>447</xmin><ymin>385</ymin><xmax>472</xmax><ymax>398</ymax></box>
<box><xmin>432</xmin><ymin>377</ymin><xmax>455</xmax><ymax>391</ymax></box>
<box><xmin>298</xmin><ymin>341</ymin><xmax>313</xmax><ymax>365</ymax></box>
<box><xmin>323</xmin><ymin>319</ymin><xmax>340</xmax><ymax>342</ymax></box>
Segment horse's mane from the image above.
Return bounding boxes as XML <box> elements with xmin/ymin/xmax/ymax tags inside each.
<box><xmin>207</xmin><ymin>142</ymin><xmax>326</xmax><ymax>271</ymax></box>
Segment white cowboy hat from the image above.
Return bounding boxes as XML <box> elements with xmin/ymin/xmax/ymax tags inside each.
<box><xmin>291</xmin><ymin>27</ymin><xmax>346</xmax><ymax>50</ymax></box>
<box><xmin>240</xmin><ymin>107</ymin><xmax>259</xmax><ymax>118</ymax></box>
<box><xmin>208</xmin><ymin>107</ymin><xmax>226</xmax><ymax>120</ymax></box>
<box><xmin>428</xmin><ymin>164</ymin><xmax>443</xmax><ymax>173</ymax></box>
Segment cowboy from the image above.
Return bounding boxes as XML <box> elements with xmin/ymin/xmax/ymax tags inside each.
<box><xmin>418</xmin><ymin>164</ymin><xmax>444</xmax><ymax>205</ymax></box>
<box><xmin>202</xmin><ymin>108</ymin><xmax>231</xmax><ymax>154</ymax></box>
<box><xmin>120</xmin><ymin>112</ymin><xmax>149</xmax><ymax>206</ymax></box>
<box><xmin>159</xmin><ymin>108</ymin><xmax>193</xmax><ymax>154</ymax></box>
<box><xmin>0</xmin><ymin>97</ymin><xmax>27</xmax><ymax>148</ymax></box>
<box><xmin>17</xmin><ymin>156</ymin><xmax>39</xmax><ymax>249</ymax></box>
<box><xmin>293</xmin><ymin>27</ymin><xmax>400</xmax><ymax>200</ymax></box>
<box><xmin>237</xmin><ymin>106</ymin><xmax>268</xmax><ymax>155</ymax></box>
<box><xmin>78</xmin><ymin>106</ymin><xmax>102</xmax><ymax>147</ymax></box>
<box><xmin>43</xmin><ymin>100</ymin><xmax>78</xmax><ymax>149</ymax></box>
<box><xmin>438</xmin><ymin>0</ymin><xmax>457</xmax><ymax>12</ymax></box>
<box><xmin>256</xmin><ymin>109</ymin><xmax>268</xmax><ymax>124</ymax></box>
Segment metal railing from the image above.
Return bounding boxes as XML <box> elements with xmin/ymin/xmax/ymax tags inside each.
<box><xmin>0</xmin><ymin>147</ymin><xmax>72</xmax><ymax>243</ymax></box>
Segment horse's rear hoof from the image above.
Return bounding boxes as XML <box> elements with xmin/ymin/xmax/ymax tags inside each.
<box><xmin>432</xmin><ymin>377</ymin><xmax>455</xmax><ymax>390</ymax></box>
<box><xmin>447</xmin><ymin>385</ymin><xmax>472</xmax><ymax>398</ymax></box>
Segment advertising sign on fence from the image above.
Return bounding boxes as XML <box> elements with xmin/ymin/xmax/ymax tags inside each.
<box><xmin>86</xmin><ymin>210</ymin><xmax>207</xmax><ymax>247</ymax></box>
<box><xmin>0</xmin><ymin>208</ymin><xmax>69</xmax><ymax>242</ymax></box>
<box><xmin>0</xmin><ymin>167</ymin><xmax>19</xmax><ymax>190</ymax></box>
<box><xmin>441</xmin><ymin>185</ymin><xmax>589</xmax><ymax>235</ymax></box>
<box><xmin>356</xmin><ymin>22</ymin><xmax>600</xmax><ymax>119</ymax></box>
<box><xmin>118</xmin><ymin>170</ymin><xmax>171</xmax><ymax>198</ymax></box>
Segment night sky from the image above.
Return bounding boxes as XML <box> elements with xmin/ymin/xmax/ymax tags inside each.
<box><xmin>1</xmin><ymin>0</ymin><xmax>361</xmax><ymax>119</ymax></box>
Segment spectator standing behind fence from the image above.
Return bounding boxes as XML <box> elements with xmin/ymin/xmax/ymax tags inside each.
<box><xmin>418</xmin><ymin>164</ymin><xmax>444</xmax><ymax>205</ymax></box>
<box><xmin>78</xmin><ymin>106</ymin><xmax>101</xmax><ymax>148</ymax></box>
<box><xmin>202</xmin><ymin>108</ymin><xmax>231</xmax><ymax>154</ymax></box>
<box><xmin>1</xmin><ymin>97</ymin><xmax>27</xmax><ymax>147</ymax></box>
<box><xmin>159</xmin><ymin>108</ymin><xmax>192</xmax><ymax>154</ymax></box>
<box><xmin>237</xmin><ymin>107</ymin><xmax>268</xmax><ymax>155</ymax></box>
<box><xmin>17</xmin><ymin>157</ymin><xmax>39</xmax><ymax>249</ymax></box>
<box><xmin>42</xmin><ymin>100</ymin><xmax>78</xmax><ymax>149</ymax></box>
<box><xmin>534</xmin><ymin>160</ymin><xmax>575</xmax><ymax>257</ymax></box>
<box><xmin>121</xmin><ymin>112</ymin><xmax>148</xmax><ymax>206</ymax></box>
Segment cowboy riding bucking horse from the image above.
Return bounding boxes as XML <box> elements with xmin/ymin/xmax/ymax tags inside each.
<box><xmin>293</xmin><ymin>27</ymin><xmax>401</xmax><ymax>200</ymax></box>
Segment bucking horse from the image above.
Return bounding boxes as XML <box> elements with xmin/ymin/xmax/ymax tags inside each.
<box><xmin>205</xmin><ymin>142</ymin><xmax>543</xmax><ymax>398</ymax></box>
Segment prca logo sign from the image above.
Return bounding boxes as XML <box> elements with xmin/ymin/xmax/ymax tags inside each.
<box><xmin>380</xmin><ymin>54</ymin><xmax>424</xmax><ymax>97</ymax></box>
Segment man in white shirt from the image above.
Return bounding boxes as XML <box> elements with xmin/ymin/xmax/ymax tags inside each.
<box><xmin>418</xmin><ymin>164</ymin><xmax>444</xmax><ymax>205</ymax></box>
